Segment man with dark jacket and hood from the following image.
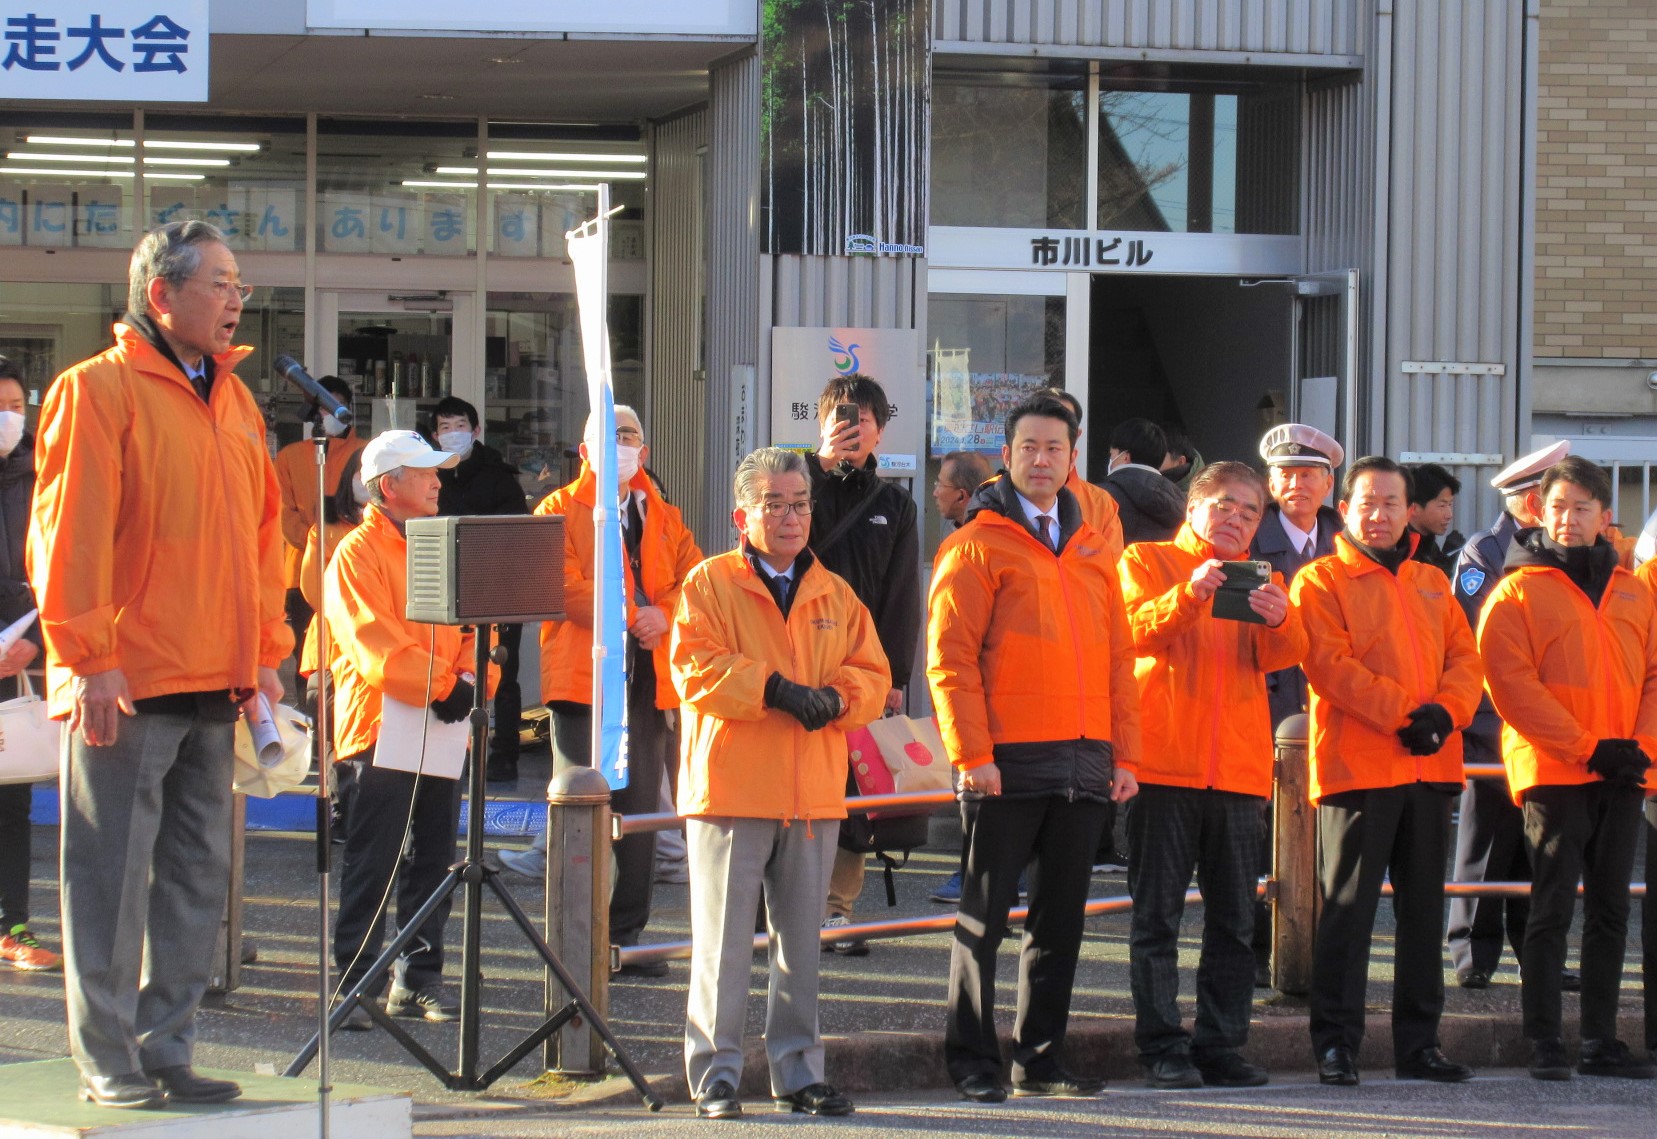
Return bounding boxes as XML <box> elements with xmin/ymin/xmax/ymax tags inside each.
<box><xmin>1477</xmin><ymin>455</ymin><xmax>1657</xmax><ymax>1082</ymax></box>
<box><xmin>431</xmin><ymin>396</ymin><xmax>530</xmax><ymax>783</ymax></box>
<box><xmin>928</xmin><ymin>393</ymin><xmax>1142</xmax><ymax>1105</ymax></box>
<box><xmin>809</xmin><ymin>374</ymin><xmax>920</xmax><ymax>952</ymax></box>
<box><xmin>1102</xmin><ymin>418</ymin><xmax>1184</xmax><ymax>544</ymax></box>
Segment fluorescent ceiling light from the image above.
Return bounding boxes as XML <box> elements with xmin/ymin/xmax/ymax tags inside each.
<box><xmin>143</xmin><ymin>157</ymin><xmax>231</xmax><ymax>167</ymax></box>
<box><xmin>8</xmin><ymin>152</ymin><xmax>134</xmax><ymax>164</ymax></box>
<box><xmin>401</xmin><ymin>179</ymin><xmax>600</xmax><ymax>192</ymax></box>
<box><xmin>485</xmin><ymin>151</ymin><xmax>646</xmax><ymax>164</ymax></box>
<box><xmin>1</xmin><ymin>166</ymin><xmax>204</xmax><ymax>181</ymax></box>
<box><xmin>434</xmin><ymin>165</ymin><xmax>643</xmax><ymax>180</ymax></box>
<box><xmin>23</xmin><ymin>135</ymin><xmax>260</xmax><ymax>152</ymax></box>
<box><xmin>23</xmin><ymin>135</ymin><xmax>135</xmax><ymax>148</ymax></box>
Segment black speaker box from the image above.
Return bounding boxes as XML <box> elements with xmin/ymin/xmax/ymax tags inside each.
<box><xmin>405</xmin><ymin>514</ymin><xmax>565</xmax><ymax>625</ymax></box>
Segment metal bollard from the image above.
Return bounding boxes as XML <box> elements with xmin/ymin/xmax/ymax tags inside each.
<box><xmin>1270</xmin><ymin>714</ymin><xmax>1316</xmax><ymax>995</ymax></box>
<box><xmin>544</xmin><ymin>765</ymin><xmax>612</xmax><ymax>1076</ymax></box>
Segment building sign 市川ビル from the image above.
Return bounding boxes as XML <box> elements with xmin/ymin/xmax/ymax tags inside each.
<box><xmin>1</xmin><ymin>3</ymin><xmax>209</xmax><ymax>101</ymax></box>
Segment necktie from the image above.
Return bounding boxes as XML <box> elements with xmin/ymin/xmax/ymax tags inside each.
<box><xmin>1302</xmin><ymin>536</ymin><xmax>1316</xmax><ymax>561</ymax></box>
<box><xmin>1038</xmin><ymin>514</ymin><xmax>1057</xmax><ymax>551</ymax></box>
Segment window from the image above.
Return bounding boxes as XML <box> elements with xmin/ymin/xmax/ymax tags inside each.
<box><xmin>317</xmin><ymin>118</ymin><xmax>478</xmax><ymax>255</ymax></box>
<box><xmin>932</xmin><ymin>72</ymin><xmax>1087</xmax><ymax>230</ymax></box>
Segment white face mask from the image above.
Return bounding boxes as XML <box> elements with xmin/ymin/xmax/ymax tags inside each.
<box><xmin>0</xmin><ymin>411</ymin><xmax>22</xmax><ymax>457</ymax></box>
<box><xmin>437</xmin><ymin>430</ymin><xmax>475</xmax><ymax>458</ymax></box>
<box><xmin>615</xmin><ymin>444</ymin><xmax>641</xmax><ymax>485</ymax></box>
<box><xmin>320</xmin><ymin>413</ymin><xmax>347</xmax><ymax>438</ymax></box>
<box><xmin>350</xmin><ymin>475</ymin><xmax>370</xmax><ymax>505</ymax></box>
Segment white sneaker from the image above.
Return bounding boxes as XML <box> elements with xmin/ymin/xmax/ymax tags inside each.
<box><xmin>497</xmin><ymin>848</ymin><xmax>547</xmax><ymax>879</ymax></box>
<box><xmin>821</xmin><ymin>914</ymin><xmax>869</xmax><ymax>957</ymax></box>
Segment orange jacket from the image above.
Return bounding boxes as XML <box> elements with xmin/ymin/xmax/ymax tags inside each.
<box><xmin>927</xmin><ymin>484</ymin><xmax>1142</xmax><ymax>778</ymax></box>
<box><xmin>1068</xmin><ymin>468</ymin><xmax>1125</xmax><ymax>567</ymax></box>
<box><xmin>1119</xmin><ymin>525</ymin><xmax>1308</xmax><ymax>797</ymax></box>
<box><xmin>1479</xmin><ymin>552</ymin><xmax>1657</xmax><ymax>804</ymax></box>
<box><xmin>298</xmin><ymin>519</ymin><xmax>355</xmax><ymax>677</ymax></box>
<box><xmin>323</xmin><ymin>504</ymin><xmax>498</xmax><ymax>760</ymax></box>
<box><xmin>670</xmin><ymin>547</ymin><xmax>890</xmax><ymax>820</ymax></box>
<box><xmin>535</xmin><ymin>463</ymin><xmax>703</xmax><ymax>709</ymax></box>
<box><xmin>274</xmin><ymin>433</ymin><xmax>365</xmax><ymax>589</ymax></box>
<box><xmin>28</xmin><ymin>324</ymin><xmax>292</xmax><ymax>717</ymax></box>
<box><xmin>1290</xmin><ymin>535</ymin><xmax>1484</xmax><ymax>800</ymax></box>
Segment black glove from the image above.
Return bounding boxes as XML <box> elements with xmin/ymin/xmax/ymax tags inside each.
<box><xmin>764</xmin><ymin>672</ymin><xmax>841</xmax><ymax>732</ymax></box>
<box><xmin>431</xmin><ymin>679</ymin><xmax>474</xmax><ymax>725</ymax></box>
<box><xmin>1396</xmin><ymin>703</ymin><xmax>1454</xmax><ymax>756</ymax></box>
<box><xmin>1586</xmin><ymin>738</ymin><xmax>1652</xmax><ymax>785</ymax></box>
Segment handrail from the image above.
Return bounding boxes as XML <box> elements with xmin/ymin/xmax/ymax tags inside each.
<box><xmin>611</xmin><ymin>879</ymin><xmax>1650</xmax><ymax>969</ymax></box>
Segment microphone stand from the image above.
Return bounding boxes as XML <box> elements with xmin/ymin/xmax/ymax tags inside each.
<box><xmin>309</xmin><ymin>425</ymin><xmax>333</xmax><ymax>1139</ymax></box>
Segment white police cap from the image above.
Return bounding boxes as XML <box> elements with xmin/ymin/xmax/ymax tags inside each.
<box><xmin>1259</xmin><ymin>423</ymin><xmax>1345</xmax><ymax>470</ymax></box>
<box><xmin>1490</xmin><ymin>440</ymin><xmax>1570</xmax><ymax>494</ymax></box>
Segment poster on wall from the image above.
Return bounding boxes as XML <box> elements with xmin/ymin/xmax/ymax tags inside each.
<box><xmin>929</xmin><ymin>359</ymin><xmax>1049</xmax><ymax>456</ymax></box>
<box><xmin>770</xmin><ymin>326</ymin><xmax>920</xmax><ymax>472</ymax></box>
<box><xmin>761</xmin><ymin>0</ymin><xmax>929</xmax><ymax>258</ymax></box>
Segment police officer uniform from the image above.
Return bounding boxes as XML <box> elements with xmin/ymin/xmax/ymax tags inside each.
<box><xmin>1247</xmin><ymin>423</ymin><xmax>1344</xmax><ymax>981</ymax></box>
<box><xmin>1447</xmin><ymin>441</ymin><xmax>1580</xmax><ymax>991</ymax></box>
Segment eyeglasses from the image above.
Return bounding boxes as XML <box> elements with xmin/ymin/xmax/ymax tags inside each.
<box><xmin>616</xmin><ymin>427</ymin><xmax>643</xmax><ymax>444</ymax></box>
<box><xmin>755</xmin><ymin>500</ymin><xmax>814</xmax><ymax>518</ymax></box>
<box><xmin>1202</xmin><ymin>495</ymin><xmax>1263</xmax><ymax>523</ymax></box>
<box><xmin>191</xmin><ymin>277</ymin><xmax>254</xmax><ymax>302</ymax></box>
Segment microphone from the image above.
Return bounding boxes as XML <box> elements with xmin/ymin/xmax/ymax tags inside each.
<box><xmin>273</xmin><ymin>355</ymin><xmax>352</xmax><ymax>426</ymax></box>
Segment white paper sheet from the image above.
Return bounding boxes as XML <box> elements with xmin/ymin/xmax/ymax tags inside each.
<box><xmin>374</xmin><ymin>692</ymin><xmax>469</xmax><ymax>779</ymax></box>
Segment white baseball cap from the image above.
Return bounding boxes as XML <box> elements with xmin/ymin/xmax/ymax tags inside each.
<box><xmin>360</xmin><ymin>429</ymin><xmax>460</xmax><ymax>483</ymax></box>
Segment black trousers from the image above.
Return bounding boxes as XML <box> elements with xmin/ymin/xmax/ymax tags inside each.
<box><xmin>284</xmin><ymin>587</ymin><xmax>313</xmax><ymax>662</ymax></box>
<box><xmin>547</xmin><ymin>651</ymin><xmax>669</xmax><ymax>946</ymax></box>
<box><xmin>1127</xmin><ymin>784</ymin><xmax>1266</xmax><ymax>1061</ymax></box>
<box><xmin>334</xmin><ymin>748</ymin><xmax>463</xmax><ymax>995</ymax></box>
<box><xmin>0</xmin><ymin>780</ymin><xmax>31</xmax><ymax>928</ymax></box>
<box><xmin>487</xmin><ymin>623</ymin><xmax>523</xmax><ymax>765</ymax></box>
<box><xmin>1643</xmin><ymin>796</ymin><xmax>1657</xmax><ymax>1052</ymax></box>
<box><xmin>1447</xmin><ymin>776</ymin><xmax>1531</xmax><ymax>976</ymax></box>
<box><xmin>945</xmin><ymin>794</ymin><xmax>1106</xmax><ymax>1084</ymax></box>
<box><xmin>1310</xmin><ymin>783</ymin><xmax>1452</xmax><ymax>1062</ymax></box>
<box><xmin>1520</xmin><ymin>781</ymin><xmax>1642</xmax><ymax>1043</ymax></box>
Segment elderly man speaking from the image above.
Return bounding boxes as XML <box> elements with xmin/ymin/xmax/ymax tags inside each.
<box><xmin>671</xmin><ymin>446</ymin><xmax>890</xmax><ymax>1120</ymax></box>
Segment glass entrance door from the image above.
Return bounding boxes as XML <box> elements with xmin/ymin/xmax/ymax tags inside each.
<box><xmin>312</xmin><ymin>290</ymin><xmax>478</xmax><ymax>438</ymax></box>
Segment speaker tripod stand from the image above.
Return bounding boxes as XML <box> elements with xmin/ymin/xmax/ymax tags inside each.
<box><xmin>284</xmin><ymin>624</ymin><xmax>661</xmax><ymax>1108</ymax></box>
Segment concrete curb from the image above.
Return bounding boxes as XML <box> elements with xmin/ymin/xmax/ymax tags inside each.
<box><xmin>564</xmin><ymin>1010</ymin><xmax>1651</xmax><ymax>1109</ymax></box>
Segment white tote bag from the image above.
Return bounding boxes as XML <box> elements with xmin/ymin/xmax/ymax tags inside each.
<box><xmin>0</xmin><ymin>671</ymin><xmax>61</xmax><ymax>786</ymax></box>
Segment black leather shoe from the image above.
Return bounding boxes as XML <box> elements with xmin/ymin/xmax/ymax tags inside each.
<box><xmin>955</xmin><ymin>1073</ymin><xmax>1007</xmax><ymax>1103</ymax></box>
<box><xmin>1530</xmin><ymin>1037</ymin><xmax>1572</xmax><ymax>1081</ymax></box>
<box><xmin>615</xmin><ymin>960</ymin><xmax>670</xmax><ymax>979</ymax></box>
<box><xmin>695</xmin><ymin>1079</ymin><xmax>742</xmax><ymax>1119</ymax></box>
<box><xmin>1143</xmin><ymin>1054</ymin><xmax>1203</xmax><ymax>1089</ymax></box>
<box><xmin>145</xmin><ymin>1065</ymin><xmax>242</xmax><ymax>1103</ymax></box>
<box><xmin>1197</xmin><ymin>1051</ymin><xmax>1269</xmax><ymax>1088</ymax></box>
<box><xmin>1457</xmin><ymin>969</ymin><xmax>1491</xmax><ymax>990</ymax></box>
<box><xmin>774</xmin><ymin>1082</ymin><xmax>853</xmax><ymax>1115</ymax></box>
<box><xmin>1317</xmin><ymin>1046</ymin><xmax>1360</xmax><ymax>1086</ymax></box>
<box><xmin>1578</xmin><ymin>1038</ymin><xmax>1657</xmax><ymax>1079</ymax></box>
<box><xmin>1395</xmin><ymin>1047</ymin><xmax>1473</xmax><ymax>1083</ymax></box>
<box><xmin>1012</xmin><ymin>1069</ymin><xmax>1105</xmax><ymax>1097</ymax></box>
<box><xmin>1561</xmin><ymin>970</ymin><xmax>1582</xmax><ymax>992</ymax></box>
<box><xmin>78</xmin><ymin>1072</ymin><xmax>166</xmax><ymax>1110</ymax></box>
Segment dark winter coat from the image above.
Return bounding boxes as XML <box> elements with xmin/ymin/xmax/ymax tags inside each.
<box><xmin>1102</xmin><ymin>464</ymin><xmax>1185</xmax><ymax>545</ymax></box>
<box><xmin>0</xmin><ymin>435</ymin><xmax>39</xmax><ymax>647</ymax></box>
<box><xmin>437</xmin><ymin>441</ymin><xmax>529</xmax><ymax>518</ymax></box>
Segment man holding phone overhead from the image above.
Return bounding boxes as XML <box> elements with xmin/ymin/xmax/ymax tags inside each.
<box><xmin>809</xmin><ymin>375</ymin><xmax>921</xmax><ymax>954</ymax></box>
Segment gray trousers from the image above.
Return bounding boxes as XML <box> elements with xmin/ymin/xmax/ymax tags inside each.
<box><xmin>685</xmin><ymin>815</ymin><xmax>838</xmax><ymax>1098</ymax></box>
<box><xmin>61</xmin><ymin>711</ymin><xmax>234</xmax><ymax>1077</ymax></box>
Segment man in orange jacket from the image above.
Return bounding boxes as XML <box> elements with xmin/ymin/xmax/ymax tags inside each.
<box><xmin>325</xmin><ymin>430</ymin><xmax>496</xmax><ymax>1030</ymax></box>
<box><xmin>500</xmin><ymin>405</ymin><xmax>702</xmax><ymax>973</ymax></box>
<box><xmin>1292</xmin><ymin>456</ymin><xmax>1483</xmax><ymax>1088</ymax></box>
<box><xmin>671</xmin><ymin>447</ymin><xmax>889</xmax><ymax>1120</ymax></box>
<box><xmin>1478</xmin><ymin>456</ymin><xmax>1657</xmax><ymax>1080</ymax></box>
<box><xmin>1119</xmin><ymin>461</ymin><xmax>1306</xmax><ymax>1090</ymax></box>
<box><xmin>1637</xmin><ymin>555</ymin><xmax>1657</xmax><ymax>1068</ymax></box>
<box><xmin>29</xmin><ymin>221</ymin><xmax>291</xmax><ymax>1110</ymax></box>
<box><xmin>928</xmin><ymin>394</ymin><xmax>1141</xmax><ymax>1105</ymax></box>
<box><xmin>273</xmin><ymin>374</ymin><xmax>363</xmax><ymax>652</ymax></box>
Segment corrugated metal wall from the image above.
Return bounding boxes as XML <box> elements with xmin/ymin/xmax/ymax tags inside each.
<box><xmin>1380</xmin><ymin>0</ymin><xmax>1527</xmax><ymax>523</ymax></box>
<box><xmin>1303</xmin><ymin>75</ymin><xmax>1369</xmax><ymax>276</ymax></box>
<box><xmin>934</xmin><ymin>0</ymin><xmax>1365</xmax><ymax>56</ymax></box>
<box><xmin>701</xmin><ymin>52</ymin><xmax>764</xmax><ymax>549</ymax></box>
<box><xmin>647</xmin><ymin>107</ymin><xmax>707</xmax><ymax>522</ymax></box>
